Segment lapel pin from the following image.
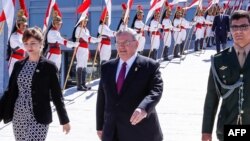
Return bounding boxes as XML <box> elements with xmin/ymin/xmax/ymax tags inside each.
<box><xmin>36</xmin><ymin>69</ymin><xmax>40</xmax><ymax>73</ymax></box>
<box><xmin>135</xmin><ymin>67</ymin><xmax>138</xmax><ymax>72</ymax></box>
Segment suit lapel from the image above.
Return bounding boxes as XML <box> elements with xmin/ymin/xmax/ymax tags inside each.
<box><xmin>119</xmin><ymin>55</ymin><xmax>141</xmax><ymax>95</ymax></box>
<box><xmin>111</xmin><ymin>59</ymin><xmax>119</xmax><ymax>95</ymax></box>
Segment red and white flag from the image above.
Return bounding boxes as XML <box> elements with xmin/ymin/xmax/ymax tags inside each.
<box><xmin>19</xmin><ymin>0</ymin><xmax>29</xmax><ymax>17</ymax></box>
<box><xmin>145</xmin><ymin>0</ymin><xmax>165</xmax><ymax>23</ymax></box>
<box><xmin>104</xmin><ymin>0</ymin><xmax>112</xmax><ymax>26</ymax></box>
<box><xmin>170</xmin><ymin>0</ymin><xmax>188</xmax><ymax>5</ymax></box>
<box><xmin>76</xmin><ymin>0</ymin><xmax>91</xmax><ymax>26</ymax></box>
<box><xmin>124</xmin><ymin>0</ymin><xmax>134</xmax><ymax>23</ymax></box>
<box><xmin>1</xmin><ymin>0</ymin><xmax>16</xmax><ymax>39</ymax></box>
<box><xmin>43</xmin><ymin>0</ymin><xmax>56</xmax><ymax>33</ymax></box>
<box><xmin>183</xmin><ymin>0</ymin><xmax>202</xmax><ymax>10</ymax></box>
<box><xmin>207</xmin><ymin>0</ymin><xmax>219</xmax><ymax>10</ymax></box>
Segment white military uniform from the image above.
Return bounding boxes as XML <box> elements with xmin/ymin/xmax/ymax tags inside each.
<box><xmin>8</xmin><ymin>30</ymin><xmax>26</xmax><ymax>76</ymax></box>
<box><xmin>98</xmin><ymin>24</ymin><xmax>115</xmax><ymax>62</ymax></box>
<box><xmin>173</xmin><ymin>17</ymin><xmax>192</xmax><ymax>45</ymax></box>
<box><xmin>150</xmin><ymin>19</ymin><xmax>162</xmax><ymax>50</ymax></box>
<box><xmin>162</xmin><ymin>18</ymin><xmax>173</xmax><ymax>47</ymax></box>
<box><xmin>134</xmin><ymin>20</ymin><xmax>150</xmax><ymax>52</ymax></box>
<box><xmin>205</xmin><ymin>15</ymin><xmax>214</xmax><ymax>38</ymax></box>
<box><xmin>75</xmin><ymin>26</ymin><xmax>99</xmax><ymax>69</ymax></box>
<box><xmin>46</xmin><ymin>28</ymin><xmax>77</xmax><ymax>70</ymax></box>
<box><xmin>118</xmin><ymin>23</ymin><xmax>127</xmax><ymax>30</ymax></box>
<box><xmin>193</xmin><ymin>16</ymin><xmax>207</xmax><ymax>40</ymax></box>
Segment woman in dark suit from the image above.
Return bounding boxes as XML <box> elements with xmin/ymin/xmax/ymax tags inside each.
<box><xmin>0</xmin><ymin>27</ymin><xmax>70</xmax><ymax>141</ymax></box>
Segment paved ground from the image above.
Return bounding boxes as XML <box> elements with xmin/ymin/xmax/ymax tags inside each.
<box><xmin>0</xmin><ymin>45</ymin><xmax>229</xmax><ymax>141</ymax></box>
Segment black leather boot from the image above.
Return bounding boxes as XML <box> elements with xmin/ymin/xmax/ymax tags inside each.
<box><xmin>206</xmin><ymin>37</ymin><xmax>211</xmax><ymax>47</ymax></box>
<box><xmin>76</xmin><ymin>67</ymin><xmax>87</xmax><ymax>91</ymax></box>
<box><xmin>163</xmin><ymin>46</ymin><xmax>171</xmax><ymax>61</ymax></box>
<box><xmin>200</xmin><ymin>38</ymin><xmax>204</xmax><ymax>50</ymax></box>
<box><xmin>174</xmin><ymin>44</ymin><xmax>180</xmax><ymax>58</ymax></box>
<box><xmin>194</xmin><ymin>40</ymin><xmax>199</xmax><ymax>51</ymax></box>
<box><xmin>180</xmin><ymin>42</ymin><xmax>185</xmax><ymax>55</ymax></box>
<box><xmin>82</xmin><ymin>68</ymin><xmax>91</xmax><ymax>90</ymax></box>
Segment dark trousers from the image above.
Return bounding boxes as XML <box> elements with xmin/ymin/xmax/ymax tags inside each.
<box><xmin>215</xmin><ymin>33</ymin><xmax>227</xmax><ymax>53</ymax></box>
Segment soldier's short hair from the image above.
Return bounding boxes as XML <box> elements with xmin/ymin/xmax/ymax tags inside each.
<box><xmin>230</xmin><ymin>10</ymin><xmax>250</xmax><ymax>25</ymax></box>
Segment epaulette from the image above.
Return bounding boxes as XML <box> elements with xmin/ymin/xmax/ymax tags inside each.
<box><xmin>214</xmin><ymin>47</ymin><xmax>232</xmax><ymax>58</ymax></box>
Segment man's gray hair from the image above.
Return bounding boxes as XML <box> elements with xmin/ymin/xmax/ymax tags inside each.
<box><xmin>116</xmin><ymin>27</ymin><xmax>137</xmax><ymax>41</ymax></box>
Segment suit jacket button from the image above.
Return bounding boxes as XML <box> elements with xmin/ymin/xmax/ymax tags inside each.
<box><xmin>116</xmin><ymin>103</ymin><xmax>119</xmax><ymax>106</ymax></box>
<box><xmin>33</xmin><ymin>102</ymin><xmax>37</xmax><ymax>106</ymax></box>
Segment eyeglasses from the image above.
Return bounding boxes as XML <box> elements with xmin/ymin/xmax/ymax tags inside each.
<box><xmin>24</xmin><ymin>42</ymin><xmax>40</xmax><ymax>47</ymax></box>
<box><xmin>115</xmin><ymin>40</ymin><xmax>136</xmax><ymax>47</ymax></box>
<box><xmin>230</xmin><ymin>24</ymin><xmax>250</xmax><ymax>31</ymax></box>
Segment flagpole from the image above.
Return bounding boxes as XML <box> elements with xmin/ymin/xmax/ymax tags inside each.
<box><xmin>89</xmin><ymin>0</ymin><xmax>110</xmax><ymax>82</ymax></box>
<box><xmin>169</xmin><ymin>2</ymin><xmax>189</xmax><ymax>61</ymax></box>
<box><xmin>148</xmin><ymin>0</ymin><xmax>167</xmax><ymax>58</ymax></box>
<box><xmin>159</xmin><ymin>7</ymin><xmax>177</xmax><ymax>61</ymax></box>
<box><xmin>62</xmin><ymin>23</ymin><xmax>84</xmax><ymax>91</ymax></box>
<box><xmin>0</xmin><ymin>22</ymin><xmax>4</xmax><ymax>34</ymax></box>
<box><xmin>180</xmin><ymin>0</ymin><xmax>203</xmax><ymax>59</ymax></box>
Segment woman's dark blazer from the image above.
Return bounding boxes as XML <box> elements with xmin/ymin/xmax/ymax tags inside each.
<box><xmin>0</xmin><ymin>56</ymin><xmax>69</xmax><ymax>125</ymax></box>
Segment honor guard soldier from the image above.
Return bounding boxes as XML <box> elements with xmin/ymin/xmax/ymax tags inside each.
<box><xmin>150</xmin><ymin>8</ymin><xmax>163</xmax><ymax>60</ymax></box>
<box><xmin>205</xmin><ymin>7</ymin><xmax>215</xmax><ymax>47</ymax></box>
<box><xmin>173</xmin><ymin>7</ymin><xmax>192</xmax><ymax>57</ymax></box>
<box><xmin>161</xmin><ymin>2</ymin><xmax>173</xmax><ymax>61</ymax></box>
<box><xmin>44</xmin><ymin>11</ymin><xmax>79</xmax><ymax>70</ymax></box>
<box><xmin>117</xmin><ymin>3</ymin><xmax>129</xmax><ymax>31</ymax></box>
<box><xmin>72</xmin><ymin>15</ymin><xmax>101</xmax><ymax>91</ymax></box>
<box><xmin>7</xmin><ymin>9</ymin><xmax>28</xmax><ymax>76</ymax></box>
<box><xmin>193</xmin><ymin>8</ymin><xmax>211</xmax><ymax>51</ymax></box>
<box><xmin>98</xmin><ymin>7</ymin><xmax>116</xmax><ymax>64</ymax></box>
<box><xmin>131</xmin><ymin>5</ymin><xmax>150</xmax><ymax>55</ymax></box>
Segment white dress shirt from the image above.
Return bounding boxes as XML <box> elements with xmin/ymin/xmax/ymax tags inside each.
<box><xmin>116</xmin><ymin>53</ymin><xmax>138</xmax><ymax>82</ymax></box>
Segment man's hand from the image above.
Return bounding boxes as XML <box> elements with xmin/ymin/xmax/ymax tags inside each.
<box><xmin>130</xmin><ymin>108</ymin><xmax>147</xmax><ymax>125</ymax></box>
<box><xmin>202</xmin><ymin>133</ymin><xmax>212</xmax><ymax>141</ymax></box>
<box><xmin>97</xmin><ymin>130</ymin><xmax>103</xmax><ymax>140</ymax></box>
<box><xmin>62</xmin><ymin>123</ymin><xmax>71</xmax><ymax>134</ymax></box>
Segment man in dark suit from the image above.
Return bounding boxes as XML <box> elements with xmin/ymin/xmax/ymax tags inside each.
<box><xmin>212</xmin><ymin>7</ymin><xmax>230</xmax><ymax>53</ymax></box>
<box><xmin>202</xmin><ymin>10</ymin><xmax>250</xmax><ymax>141</ymax></box>
<box><xmin>96</xmin><ymin>28</ymin><xmax>163</xmax><ymax>141</ymax></box>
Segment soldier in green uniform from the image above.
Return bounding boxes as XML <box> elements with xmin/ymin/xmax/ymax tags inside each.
<box><xmin>202</xmin><ymin>10</ymin><xmax>250</xmax><ymax>141</ymax></box>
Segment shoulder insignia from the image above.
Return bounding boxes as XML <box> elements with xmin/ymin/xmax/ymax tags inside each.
<box><xmin>219</xmin><ymin>66</ymin><xmax>227</xmax><ymax>70</ymax></box>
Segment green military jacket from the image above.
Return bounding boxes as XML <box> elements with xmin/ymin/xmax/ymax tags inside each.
<box><xmin>202</xmin><ymin>47</ymin><xmax>250</xmax><ymax>140</ymax></box>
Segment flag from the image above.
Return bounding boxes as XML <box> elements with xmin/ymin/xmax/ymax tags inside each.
<box><xmin>183</xmin><ymin>0</ymin><xmax>202</xmax><ymax>10</ymax></box>
<box><xmin>76</xmin><ymin>0</ymin><xmax>91</xmax><ymax>13</ymax></box>
<box><xmin>1</xmin><ymin>0</ymin><xmax>16</xmax><ymax>39</ymax></box>
<box><xmin>124</xmin><ymin>0</ymin><xmax>134</xmax><ymax>23</ymax></box>
<box><xmin>207</xmin><ymin>0</ymin><xmax>219</xmax><ymax>10</ymax></box>
<box><xmin>76</xmin><ymin>0</ymin><xmax>91</xmax><ymax>26</ymax></box>
<box><xmin>145</xmin><ymin>0</ymin><xmax>165</xmax><ymax>23</ymax></box>
<box><xmin>170</xmin><ymin>0</ymin><xmax>188</xmax><ymax>5</ymax></box>
<box><xmin>19</xmin><ymin>0</ymin><xmax>29</xmax><ymax>17</ymax></box>
<box><xmin>104</xmin><ymin>0</ymin><xmax>112</xmax><ymax>26</ymax></box>
<box><xmin>43</xmin><ymin>0</ymin><xmax>56</xmax><ymax>33</ymax></box>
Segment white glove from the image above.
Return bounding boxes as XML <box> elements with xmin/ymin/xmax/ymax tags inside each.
<box><xmin>96</xmin><ymin>37</ymin><xmax>102</xmax><ymax>43</ymax></box>
<box><xmin>66</xmin><ymin>41</ymin><xmax>79</xmax><ymax>48</ymax></box>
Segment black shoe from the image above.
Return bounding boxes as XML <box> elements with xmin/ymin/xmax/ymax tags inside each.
<box><xmin>77</xmin><ymin>86</ymin><xmax>88</xmax><ymax>91</ymax></box>
<box><xmin>83</xmin><ymin>85</ymin><xmax>91</xmax><ymax>90</ymax></box>
<box><xmin>163</xmin><ymin>57</ymin><xmax>171</xmax><ymax>61</ymax></box>
<box><xmin>173</xmin><ymin>55</ymin><xmax>181</xmax><ymax>58</ymax></box>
